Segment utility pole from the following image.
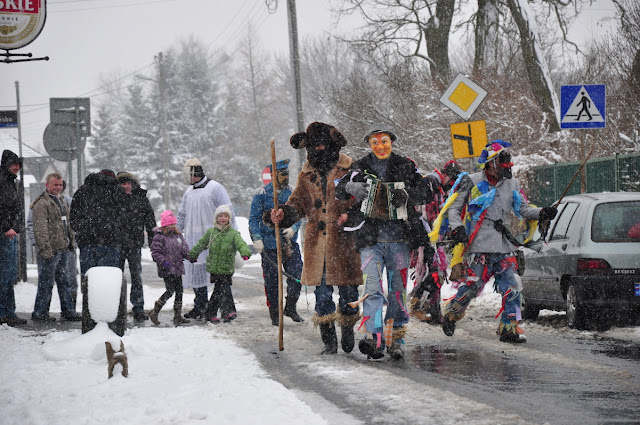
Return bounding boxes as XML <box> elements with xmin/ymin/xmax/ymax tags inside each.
<box><xmin>286</xmin><ymin>0</ymin><xmax>305</xmax><ymax>172</ymax></box>
<box><xmin>157</xmin><ymin>52</ymin><xmax>171</xmax><ymax>210</ymax></box>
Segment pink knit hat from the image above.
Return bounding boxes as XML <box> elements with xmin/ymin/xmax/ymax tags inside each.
<box><xmin>160</xmin><ymin>210</ymin><xmax>177</xmax><ymax>227</ymax></box>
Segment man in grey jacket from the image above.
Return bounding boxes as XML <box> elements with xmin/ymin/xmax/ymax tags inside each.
<box><xmin>31</xmin><ymin>173</ymin><xmax>80</xmax><ymax>321</ymax></box>
<box><xmin>442</xmin><ymin>140</ymin><xmax>557</xmax><ymax>343</ymax></box>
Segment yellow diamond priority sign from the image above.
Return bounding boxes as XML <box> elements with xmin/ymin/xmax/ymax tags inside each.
<box><xmin>450</xmin><ymin>121</ymin><xmax>487</xmax><ymax>159</ymax></box>
<box><xmin>440</xmin><ymin>73</ymin><xmax>488</xmax><ymax>120</ymax></box>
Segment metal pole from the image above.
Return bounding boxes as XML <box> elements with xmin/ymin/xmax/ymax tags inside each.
<box><xmin>286</xmin><ymin>0</ymin><xmax>306</xmax><ymax>247</ymax></box>
<box><xmin>14</xmin><ymin>81</ymin><xmax>27</xmax><ymax>282</ymax></box>
<box><xmin>580</xmin><ymin>132</ymin><xmax>586</xmax><ymax>193</ymax></box>
<box><xmin>158</xmin><ymin>52</ymin><xmax>170</xmax><ymax>210</ymax></box>
<box><xmin>75</xmin><ymin>104</ymin><xmax>82</xmax><ymax>191</ymax></box>
<box><xmin>286</xmin><ymin>0</ymin><xmax>305</xmax><ymax>170</ymax></box>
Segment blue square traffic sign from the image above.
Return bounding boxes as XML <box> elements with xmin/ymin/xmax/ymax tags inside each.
<box><xmin>560</xmin><ymin>84</ymin><xmax>606</xmax><ymax>129</ymax></box>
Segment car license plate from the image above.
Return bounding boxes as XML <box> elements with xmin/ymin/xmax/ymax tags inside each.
<box><xmin>636</xmin><ymin>283</ymin><xmax>640</xmax><ymax>296</ymax></box>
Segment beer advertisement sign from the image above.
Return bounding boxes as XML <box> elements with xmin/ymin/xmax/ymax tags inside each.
<box><xmin>0</xmin><ymin>1</ymin><xmax>47</xmax><ymax>50</ymax></box>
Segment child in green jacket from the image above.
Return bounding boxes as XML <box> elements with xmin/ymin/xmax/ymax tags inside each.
<box><xmin>189</xmin><ymin>205</ymin><xmax>252</xmax><ymax>323</ymax></box>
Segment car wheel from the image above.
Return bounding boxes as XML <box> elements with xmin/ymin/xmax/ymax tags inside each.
<box><xmin>522</xmin><ymin>302</ymin><xmax>540</xmax><ymax>320</ymax></box>
<box><xmin>566</xmin><ymin>284</ymin><xmax>587</xmax><ymax>330</ymax></box>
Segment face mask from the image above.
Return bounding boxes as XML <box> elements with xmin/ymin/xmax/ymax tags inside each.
<box><xmin>368</xmin><ymin>133</ymin><xmax>392</xmax><ymax>159</ymax></box>
<box><xmin>496</xmin><ymin>151</ymin><xmax>513</xmax><ymax>179</ymax></box>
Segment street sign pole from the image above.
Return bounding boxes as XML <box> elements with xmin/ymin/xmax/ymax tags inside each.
<box><xmin>15</xmin><ymin>81</ymin><xmax>27</xmax><ymax>282</ymax></box>
<box><xmin>75</xmin><ymin>104</ymin><xmax>83</xmax><ymax>191</ymax></box>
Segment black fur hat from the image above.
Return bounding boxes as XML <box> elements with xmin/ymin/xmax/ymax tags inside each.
<box><xmin>290</xmin><ymin>122</ymin><xmax>348</xmax><ymax>150</ymax></box>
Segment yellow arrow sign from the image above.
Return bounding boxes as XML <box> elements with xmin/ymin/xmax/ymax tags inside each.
<box><xmin>450</xmin><ymin>121</ymin><xmax>487</xmax><ymax>159</ymax></box>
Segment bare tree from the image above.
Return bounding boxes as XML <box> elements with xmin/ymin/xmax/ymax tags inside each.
<box><xmin>335</xmin><ymin>0</ymin><xmax>457</xmax><ymax>85</ymax></box>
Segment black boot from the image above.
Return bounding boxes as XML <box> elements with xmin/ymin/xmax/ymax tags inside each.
<box><xmin>269</xmin><ymin>305</ymin><xmax>279</xmax><ymax>326</ymax></box>
<box><xmin>184</xmin><ymin>308</ymin><xmax>203</xmax><ymax>320</ymax></box>
<box><xmin>358</xmin><ymin>335</ymin><xmax>385</xmax><ymax>360</ymax></box>
<box><xmin>319</xmin><ymin>323</ymin><xmax>338</xmax><ymax>355</ymax></box>
<box><xmin>284</xmin><ymin>296</ymin><xmax>304</xmax><ymax>322</ymax></box>
<box><xmin>336</xmin><ymin>312</ymin><xmax>359</xmax><ymax>353</ymax></box>
<box><xmin>442</xmin><ymin>315</ymin><xmax>456</xmax><ymax>337</ymax></box>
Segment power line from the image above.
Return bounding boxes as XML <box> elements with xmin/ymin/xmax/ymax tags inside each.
<box><xmin>48</xmin><ymin>0</ymin><xmax>179</xmax><ymax>13</ymax></box>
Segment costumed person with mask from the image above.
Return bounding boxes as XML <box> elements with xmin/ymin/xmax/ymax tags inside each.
<box><xmin>177</xmin><ymin>158</ymin><xmax>237</xmax><ymax>320</ymax></box>
<box><xmin>441</xmin><ymin>140</ymin><xmax>557</xmax><ymax>343</ymax></box>
<box><xmin>408</xmin><ymin>160</ymin><xmax>462</xmax><ymax>324</ymax></box>
<box><xmin>267</xmin><ymin>122</ymin><xmax>362</xmax><ymax>355</ymax></box>
<box><xmin>249</xmin><ymin>159</ymin><xmax>304</xmax><ymax>325</ymax></box>
<box><xmin>335</xmin><ymin>124</ymin><xmax>431</xmax><ymax>360</ymax></box>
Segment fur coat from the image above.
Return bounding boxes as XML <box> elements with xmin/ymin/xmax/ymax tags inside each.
<box><xmin>278</xmin><ymin>153</ymin><xmax>362</xmax><ymax>287</ymax></box>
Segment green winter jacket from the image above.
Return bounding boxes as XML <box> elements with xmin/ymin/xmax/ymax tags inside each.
<box><xmin>189</xmin><ymin>224</ymin><xmax>252</xmax><ymax>276</ymax></box>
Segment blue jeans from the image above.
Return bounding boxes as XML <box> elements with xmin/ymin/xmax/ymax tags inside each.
<box><xmin>314</xmin><ymin>269</ymin><xmax>359</xmax><ymax>317</ymax></box>
<box><xmin>79</xmin><ymin>246</ymin><xmax>121</xmax><ymax>281</ymax></box>
<box><xmin>261</xmin><ymin>244</ymin><xmax>303</xmax><ymax>307</ymax></box>
<box><xmin>447</xmin><ymin>253</ymin><xmax>522</xmax><ymax>324</ymax></box>
<box><xmin>360</xmin><ymin>242</ymin><xmax>411</xmax><ymax>334</ymax></box>
<box><xmin>33</xmin><ymin>250</ymin><xmax>75</xmax><ymax>317</ymax></box>
<box><xmin>0</xmin><ymin>236</ymin><xmax>18</xmax><ymax>318</ymax></box>
<box><xmin>119</xmin><ymin>246</ymin><xmax>144</xmax><ymax>313</ymax></box>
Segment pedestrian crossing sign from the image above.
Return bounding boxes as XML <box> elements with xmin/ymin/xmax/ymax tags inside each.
<box><xmin>560</xmin><ymin>84</ymin><xmax>606</xmax><ymax>129</ymax></box>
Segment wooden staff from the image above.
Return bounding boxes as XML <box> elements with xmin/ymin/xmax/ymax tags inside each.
<box><xmin>270</xmin><ymin>141</ymin><xmax>285</xmax><ymax>351</ymax></box>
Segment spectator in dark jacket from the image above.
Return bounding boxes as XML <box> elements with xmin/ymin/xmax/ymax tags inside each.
<box><xmin>70</xmin><ymin>169</ymin><xmax>127</xmax><ymax>279</ymax></box>
<box><xmin>116</xmin><ymin>171</ymin><xmax>156</xmax><ymax>321</ymax></box>
<box><xmin>0</xmin><ymin>150</ymin><xmax>27</xmax><ymax>326</ymax></box>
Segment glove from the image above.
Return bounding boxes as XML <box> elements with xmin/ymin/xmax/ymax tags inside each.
<box><xmin>242</xmin><ymin>256</ymin><xmax>249</xmax><ymax>260</ymax></box>
<box><xmin>539</xmin><ymin>206</ymin><xmax>558</xmax><ymax>221</ymax></box>
<box><xmin>391</xmin><ymin>188</ymin><xmax>408</xmax><ymax>208</ymax></box>
<box><xmin>253</xmin><ymin>239</ymin><xmax>264</xmax><ymax>254</ymax></box>
<box><xmin>282</xmin><ymin>227</ymin><xmax>295</xmax><ymax>240</ymax></box>
<box><xmin>451</xmin><ymin>225</ymin><xmax>468</xmax><ymax>245</ymax></box>
<box><xmin>345</xmin><ymin>181</ymin><xmax>369</xmax><ymax>201</ymax></box>
<box><xmin>161</xmin><ymin>261</ymin><xmax>171</xmax><ymax>269</ymax></box>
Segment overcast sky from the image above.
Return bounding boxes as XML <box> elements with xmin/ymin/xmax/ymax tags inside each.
<box><xmin>0</xmin><ymin>0</ymin><xmax>343</xmax><ymax>152</ymax></box>
<box><xmin>0</xmin><ymin>0</ymin><xmax>617</xmax><ymax>156</ymax></box>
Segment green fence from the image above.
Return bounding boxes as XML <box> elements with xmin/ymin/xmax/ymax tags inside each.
<box><xmin>526</xmin><ymin>152</ymin><xmax>640</xmax><ymax>206</ymax></box>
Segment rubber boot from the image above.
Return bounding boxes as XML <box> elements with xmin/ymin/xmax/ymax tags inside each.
<box><xmin>269</xmin><ymin>305</ymin><xmax>279</xmax><ymax>326</ymax></box>
<box><xmin>319</xmin><ymin>323</ymin><xmax>338</xmax><ymax>355</ymax></box>
<box><xmin>336</xmin><ymin>311</ymin><xmax>360</xmax><ymax>353</ymax></box>
<box><xmin>148</xmin><ymin>299</ymin><xmax>166</xmax><ymax>325</ymax></box>
<box><xmin>173</xmin><ymin>302</ymin><xmax>191</xmax><ymax>326</ymax></box>
<box><xmin>284</xmin><ymin>296</ymin><xmax>304</xmax><ymax>322</ymax></box>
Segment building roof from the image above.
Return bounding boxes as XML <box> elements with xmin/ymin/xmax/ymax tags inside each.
<box><xmin>0</xmin><ymin>131</ymin><xmax>45</xmax><ymax>158</ymax></box>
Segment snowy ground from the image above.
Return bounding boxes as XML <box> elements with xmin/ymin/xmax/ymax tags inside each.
<box><xmin>2</xmin><ymin>248</ymin><xmax>639</xmax><ymax>425</ymax></box>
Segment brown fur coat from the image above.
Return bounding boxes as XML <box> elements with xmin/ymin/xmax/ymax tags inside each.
<box><xmin>280</xmin><ymin>153</ymin><xmax>362</xmax><ymax>287</ymax></box>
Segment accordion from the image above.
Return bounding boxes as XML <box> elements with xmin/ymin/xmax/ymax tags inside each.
<box><xmin>360</xmin><ymin>177</ymin><xmax>408</xmax><ymax>220</ymax></box>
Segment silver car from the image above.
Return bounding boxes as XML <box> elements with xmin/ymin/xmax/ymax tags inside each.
<box><xmin>520</xmin><ymin>192</ymin><xmax>640</xmax><ymax>329</ymax></box>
